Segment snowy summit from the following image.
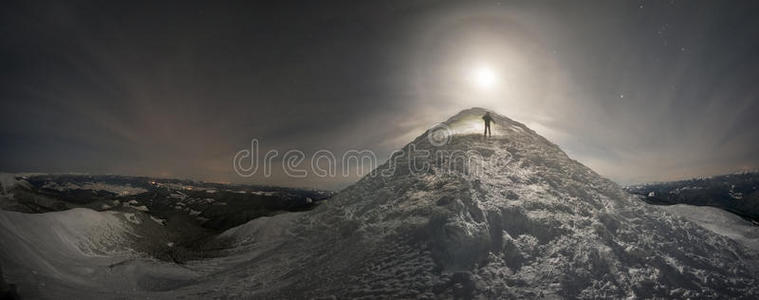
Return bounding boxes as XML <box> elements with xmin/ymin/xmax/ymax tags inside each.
<box><xmin>1</xmin><ymin>108</ymin><xmax>758</xmax><ymax>298</ymax></box>
<box><xmin>235</xmin><ymin>108</ymin><xmax>758</xmax><ymax>298</ymax></box>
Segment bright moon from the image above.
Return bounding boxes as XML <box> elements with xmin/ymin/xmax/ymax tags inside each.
<box><xmin>470</xmin><ymin>66</ymin><xmax>497</xmax><ymax>89</ymax></box>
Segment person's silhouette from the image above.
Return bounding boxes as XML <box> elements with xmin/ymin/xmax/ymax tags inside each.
<box><xmin>482</xmin><ymin>112</ymin><xmax>493</xmax><ymax>138</ymax></box>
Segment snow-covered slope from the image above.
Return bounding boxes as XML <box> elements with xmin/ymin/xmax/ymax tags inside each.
<box><xmin>2</xmin><ymin>108</ymin><xmax>758</xmax><ymax>298</ymax></box>
<box><xmin>0</xmin><ymin>173</ymin><xmax>20</xmax><ymax>195</ymax></box>
<box><xmin>662</xmin><ymin>204</ymin><xmax>759</xmax><ymax>251</ymax></box>
<box><xmin>0</xmin><ymin>208</ymin><xmax>197</xmax><ymax>299</ymax></box>
<box><xmin>187</xmin><ymin>108</ymin><xmax>759</xmax><ymax>298</ymax></box>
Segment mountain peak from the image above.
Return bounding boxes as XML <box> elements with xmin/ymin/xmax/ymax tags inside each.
<box><xmin>407</xmin><ymin>108</ymin><xmax>552</xmax><ymax>153</ymax></box>
<box><xmin>393</xmin><ymin>109</ymin><xmax>589</xmax><ymax>191</ymax></box>
<box><xmin>271</xmin><ymin>108</ymin><xmax>759</xmax><ymax>298</ymax></box>
<box><xmin>328</xmin><ymin>108</ymin><xmax>623</xmax><ymax>226</ymax></box>
<box><xmin>4</xmin><ymin>109</ymin><xmax>757</xmax><ymax>299</ymax></box>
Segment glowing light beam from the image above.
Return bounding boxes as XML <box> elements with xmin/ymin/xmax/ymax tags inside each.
<box><xmin>470</xmin><ymin>66</ymin><xmax>498</xmax><ymax>90</ymax></box>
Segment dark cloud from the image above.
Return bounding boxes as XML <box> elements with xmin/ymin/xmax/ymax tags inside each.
<box><xmin>1</xmin><ymin>0</ymin><xmax>758</xmax><ymax>189</ymax></box>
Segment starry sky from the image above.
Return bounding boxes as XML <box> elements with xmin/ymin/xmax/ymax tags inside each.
<box><xmin>2</xmin><ymin>0</ymin><xmax>758</xmax><ymax>190</ymax></box>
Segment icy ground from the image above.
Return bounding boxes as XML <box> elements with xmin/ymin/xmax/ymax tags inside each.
<box><xmin>0</xmin><ymin>208</ymin><xmax>197</xmax><ymax>298</ymax></box>
<box><xmin>1</xmin><ymin>108</ymin><xmax>758</xmax><ymax>299</ymax></box>
<box><xmin>662</xmin><ymin>204</ymin><xmax>759</xmax><ymax>251</ymax></box>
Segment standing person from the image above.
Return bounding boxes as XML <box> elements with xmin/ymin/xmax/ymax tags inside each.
<box><xmin>482</xmin><ymin>112</ymin><xmax>493</xmax><ymax>138</ymax></box>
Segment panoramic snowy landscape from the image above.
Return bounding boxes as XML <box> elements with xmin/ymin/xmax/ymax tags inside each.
<box><xmin>3</xmin><ymin>1</ymin><xmax>759</xmax><ymax>299</ymax></box>
<box><xmin>2</xmin><ymin>109</ymin><xmax>758</xmax><ymax>298</ymax></box>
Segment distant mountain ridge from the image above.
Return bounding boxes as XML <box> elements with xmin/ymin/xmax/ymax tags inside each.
<box><xmin>626</xmin><ymin>172</ymin><xmax>759</xmax><ymax>224</ymax></box>
<box><xmin>0</xmin><ymin>173</ymin><xmax>332</xmax><ymax>264</ymax></box>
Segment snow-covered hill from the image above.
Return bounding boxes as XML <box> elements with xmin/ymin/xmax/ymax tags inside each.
<box><xmin>191</xmin><ymin>108</ymin><xmax>759</xmax><ymax>298</ymax></box>
<box><xmin>0</xmin><ymin>208</ymin><xmax>199</xmax><ymax>298</ymax></box>
<box><xmin>1</xmin><ymin>108</ymin><xmax>758</xmax><ymax>299</ymax></box>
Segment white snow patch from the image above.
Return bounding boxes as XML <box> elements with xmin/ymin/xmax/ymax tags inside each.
<box><xmin>131</xmin><ymin>205</ymin><xmax>149</xmax><ymax>212</ymax></box>
<box><xmin>0</xmin><ymin>208</ymin><xmax>133</xmax><ymax>259</ymax></box>
<box><xmin>149</xmin><ymin>216</ymin><xmax>166</xmax><ymax>226</ymax></box>
<box><xmin>169</xmin><ymin>192</ymin><xmax>188</xmax><ymax>200</ymax></box>
<box><xmin>662</xmin><ymin>204</ymin><xmax>759</xmax><ymax>251</ymax></box>
<box><xmin>0</xmin><ymin>173</ymin><xmax>20</xmax><ymax>194</ymax></box>
<box><xmin>219</xmin><ymin>212</ymin><xmax>304</xmax><ymax>246</ymax></box>
<box><xmin>123</xmin><ymin>213</ymin><xmax>141</xmax><ymax>224</ymax></box>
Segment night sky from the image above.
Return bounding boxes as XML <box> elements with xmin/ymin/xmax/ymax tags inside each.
<box><xmin>2</xmin><ymin>1</ymin><xmax>758</xmax><ymax>189</ymax></box>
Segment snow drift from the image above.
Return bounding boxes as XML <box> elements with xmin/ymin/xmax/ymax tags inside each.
<box><xmin>663</xmin><ymin>204</ymin><xmax>759</xmax><ymax>251</ymax></box>
<box><xmin>0</xmin><ymin>208</ymin><xmax>198</xmax><ymax>299</ymax></box>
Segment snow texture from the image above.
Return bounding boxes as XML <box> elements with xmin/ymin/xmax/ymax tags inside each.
<box><xmin>662</xmin><ymin>204</ymin><xmax>759</xmax><ymax>251</ymax></box>
<box><xmin>1</xmin><ymin>108</ymin><xmax>758</xmax><ymax>299</ymax></box>
<box><xmin>0</xmin><ymin>208</ymin><xmax>198</xmax><ymax>298</ymax></box>
<box><xmin>0</xmin><ymin>173</ymin><xmax>19</xmax><ymax>195</ymax></box>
